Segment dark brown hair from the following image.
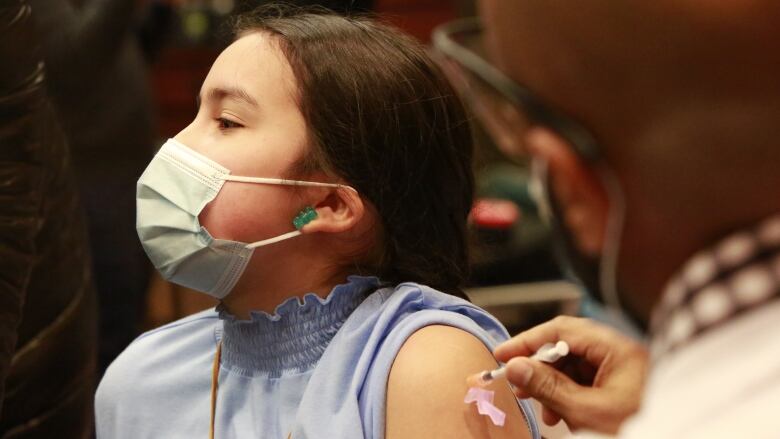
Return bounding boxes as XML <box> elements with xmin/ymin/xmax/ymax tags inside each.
<box><xmin>233</xmin><ymin>5</ymin><xmax>474</xmax><ymax>296</ymax></box>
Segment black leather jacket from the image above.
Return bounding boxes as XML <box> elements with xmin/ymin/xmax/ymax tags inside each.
<box><xmin>0</xmin><ymin>1</ymin><xmax>97</xmax><ymax>437</ymax></box>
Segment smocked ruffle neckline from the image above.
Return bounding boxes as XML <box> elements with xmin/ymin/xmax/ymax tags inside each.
<box><xmin>217</xmin><ymin>275</ymin><xmax>380</xmax><ymax>378</ymax></box>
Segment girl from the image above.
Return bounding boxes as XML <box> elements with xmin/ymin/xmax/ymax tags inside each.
<box><xmin>96</xmin><ymin>6</ymin><xmax>538</xmax><ymax>439</ymax></box>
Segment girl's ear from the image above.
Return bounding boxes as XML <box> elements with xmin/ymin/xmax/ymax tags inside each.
<box><xmin>300</xmin><ymin>186</ymin><xmax>364</xmax><ymax>235</ymax></box>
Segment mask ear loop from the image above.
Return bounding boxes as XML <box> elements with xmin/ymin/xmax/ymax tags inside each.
<box><xmin>243</xmin><ymin>205</ymin><xmax>319</xmax><ymax>250</ymax></box>
<box><xmin>227</xmin><ymin>177</ymin><xmax>357</xmax><ymax>249</ymax></box>
<box><xmin>245</xmin><ymin>230</ymin><xmax>303</xmax><ymax>249</ymax></box>
<box><xmin>531</xmin><ymin>156</ymin><xmax>627</xmax><ymax>313</ymax></box>
<box><xmin>595</xmin><ymin>164</ymin><xmax>627</xmax><ymax>314</ymax></box>
<box><xmin>222</xmin><ymin>175</ymin><xmax>358</xmax><ymax>193</ymax></box>
<box><xmin>529</xmin><ymin>158</ymin><xmax>552</xmax><ymax>223</ymax></box>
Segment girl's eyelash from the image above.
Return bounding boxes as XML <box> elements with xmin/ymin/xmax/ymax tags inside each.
<box><xmin>216</xmin><ymin>117</ymin><xmax>243</xmax><ymax>130</ymax></box>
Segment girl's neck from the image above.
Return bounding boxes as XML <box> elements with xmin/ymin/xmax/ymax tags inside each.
<box><xmin>220</xmin><ymin>244</ymin><xmax>351</xmax><ymax>320</ymax></box>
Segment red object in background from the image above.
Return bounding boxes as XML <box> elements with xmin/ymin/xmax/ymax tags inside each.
<box><xmin>375</xmin><ymin>0</ymin><xmax>456</xmax><ymax>42</ymax></box>
<box><xmin>471</xmin><ymin>198</ymin><xmax>522</xmax><ymax>230</ymax></box>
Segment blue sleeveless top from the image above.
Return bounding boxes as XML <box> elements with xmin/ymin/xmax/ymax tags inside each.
<box><xmin>95</xmin><ymin>276</ymin><xmax>539</xmax><ymax>438</ymax></box>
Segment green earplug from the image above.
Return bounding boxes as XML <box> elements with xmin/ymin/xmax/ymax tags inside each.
<box><xmin>293</xmin><ymin>206</ymin><xmax>318</xmax><ymax>230</ymax></box>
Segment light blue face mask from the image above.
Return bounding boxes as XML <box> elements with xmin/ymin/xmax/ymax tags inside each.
<box><xmin>136</xmin><ymin>138</ymin><xmax>356</xmax><ymax>299</ymax></box>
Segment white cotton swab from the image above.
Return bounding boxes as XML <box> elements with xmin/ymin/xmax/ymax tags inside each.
<box><xmin>467</xmin><ymin>341</ymin><xmax>569</xmax><ymax>388</ymax></box>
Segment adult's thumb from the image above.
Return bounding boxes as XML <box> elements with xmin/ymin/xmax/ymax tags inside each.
<box><xmin>504</xmin><ymin>357</ymin><xmax>582</xmax><ymax>418</ymax></box>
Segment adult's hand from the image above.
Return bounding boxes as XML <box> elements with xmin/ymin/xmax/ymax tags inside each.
<box><xmin>494</xmin><ymin>316</ymin><xmax>649</xmax><ymax>434</ymax></box>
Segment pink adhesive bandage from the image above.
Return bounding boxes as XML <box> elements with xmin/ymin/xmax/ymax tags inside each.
<box><xmin>464</xmin><ymin>387</ymin><xmax>506</xmax><ymax>427</ymax></box>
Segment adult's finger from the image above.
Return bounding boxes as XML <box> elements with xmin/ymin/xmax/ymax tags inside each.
<box><xmin>505</xmin><ymin>357</ymin><xmax>588</xmax><ymax>414</ymax></box>
<box><xmin>494</xmin><ymin>316</ymin><xmax>625</xmax><ymax>367</ymax></box>
<box><xmin>507</xmin><ymin>321</ymin><xmax>647</xmax><ymax>433</ymax></box>
<box><xmin>507</xmin><ymin>356</ymin><xmax>621</xmax><ymax>431</ymax></box>
<box><xmin>541</xmin><ymin>407</ymin><xmax>561</xmax><ymax>427</ymax></box>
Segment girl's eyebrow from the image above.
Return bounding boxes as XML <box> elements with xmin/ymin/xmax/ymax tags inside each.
<box><xmin>196</xmin><ymin>86</ymin><xmax>259</xmax><ymax>109</ymax></box>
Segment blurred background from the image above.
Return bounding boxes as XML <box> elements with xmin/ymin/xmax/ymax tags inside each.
<box><xmin>1</xmin><ymin>0</ymin><xmax>635</xmax><ymax>437</ymax></box>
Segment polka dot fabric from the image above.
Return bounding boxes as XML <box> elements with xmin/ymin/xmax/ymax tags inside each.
<box><xmin>650</xmin><ymin>214</ymin><xmax>780</xmax><ymax>360</ymax></box>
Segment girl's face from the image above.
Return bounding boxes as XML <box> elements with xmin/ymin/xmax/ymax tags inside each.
<box><xmin>175</xmin><ymin>32</ymin><xmax>309</xmax><ymax>244</ymax></box>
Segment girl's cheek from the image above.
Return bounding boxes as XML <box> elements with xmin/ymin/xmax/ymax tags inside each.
<box><xmin>199</xmin><ymin>184</ymin><xmax>298</xmax><ymax>242</ymax></box>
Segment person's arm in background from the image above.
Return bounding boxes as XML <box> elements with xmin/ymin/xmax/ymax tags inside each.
<box><xmin>494</xmin><ymin>316</ymin><xmax>649</xmax><ymax>434</ymax></box>
<box><xmin>0</xmin><ymin>0</ymin><xmax>50</xmax><ymax>412</ymax></box>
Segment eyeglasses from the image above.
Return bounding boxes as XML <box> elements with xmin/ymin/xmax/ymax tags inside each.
<box><xmin>431</xmin><ymin>18</ymin><xmax>601</xmax><ymax>162</ymax></box>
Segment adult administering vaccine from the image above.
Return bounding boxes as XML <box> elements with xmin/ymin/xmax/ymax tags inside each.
<box><xmin>434</xmin><ymin>1</ymin><xmax>780</xmax><ymax>437</ymax></box>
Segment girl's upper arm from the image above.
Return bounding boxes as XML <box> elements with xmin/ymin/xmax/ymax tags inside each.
<box><xmin>385</xmin><ymin>325</ymin><xmax>534</xmax><ymax>439</ymax></box>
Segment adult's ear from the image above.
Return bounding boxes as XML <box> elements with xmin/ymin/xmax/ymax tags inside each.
<box><xmin>527</xmin><ymin>128</ymin><xmax>609</xmax><ymax>257</ymax></box>
<box><xmin>301</xmin><ymin>186</ymin><xmax>364</xmax><ymax>235</ymax></box>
